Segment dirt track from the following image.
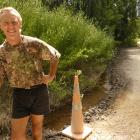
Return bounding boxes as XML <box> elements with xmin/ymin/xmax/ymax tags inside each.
<box><xmin>87</xmin><ymin>47</ymin><xmax>140</xmax><ymax>140</ymax></box>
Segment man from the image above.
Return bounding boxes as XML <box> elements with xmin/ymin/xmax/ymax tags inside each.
<box><xmin>0</xmin><ymin>7</ymin><xmax>60</xmax><ymax>140</ymax></box>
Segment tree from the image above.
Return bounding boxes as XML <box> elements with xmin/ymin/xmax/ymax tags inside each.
<box><xmin>40</xmin><ymin>0</ymin><xmax>137</xmax><ymax>43</ymax></box>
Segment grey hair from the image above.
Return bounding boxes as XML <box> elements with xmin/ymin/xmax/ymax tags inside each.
<box><xmin>0</xmin><ymin>7</ymin><xmax>22</xmax><ymax>23</ymax></box>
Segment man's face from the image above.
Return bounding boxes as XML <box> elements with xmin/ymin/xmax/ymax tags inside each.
<box><xmin>0</xmin><ymin>12</ymin><xmax>22</xmax><ymax>40</ymax></box>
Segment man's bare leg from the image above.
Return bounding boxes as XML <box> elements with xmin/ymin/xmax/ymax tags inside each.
<box><xmin>11</xmin><ymin>116</ymin><xmax>29</xmax><ymax>140</ymax></box>
<box><xmin>31</xmin><ymin>115</ymin><xmax>44</xmax><ymax>140</ymax></box>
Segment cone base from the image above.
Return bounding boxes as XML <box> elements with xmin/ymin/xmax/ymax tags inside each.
<box><xmin>62</xmin><ymin>125</ymin><xmax>92</xmax><ymax>140</ymax></box>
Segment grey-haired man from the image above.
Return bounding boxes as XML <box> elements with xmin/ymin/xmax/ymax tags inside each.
<box><xmin>0</xmin><ymin>7</ymin><xmax>60</xmax><ymax>140</ymax></box>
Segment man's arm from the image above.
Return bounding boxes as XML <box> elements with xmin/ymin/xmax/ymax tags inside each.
<box><xmin>48</xmin><ymin>59</ymin><xmax>59</xmax><ymax>79</ymax></box>
<box><xmin>37</xmin><ymin>39</ymin><xmax>61</xmax><ymax>84</ymax></box>
<box><xmin>41</xmin><ymin>43</ymin><xmax>61</xmax><ymax>85</ymax></box>
<box><xmin>42</xmin><ymin>59</ymin><xmax>59</xmax><ymax>85</ymax></box>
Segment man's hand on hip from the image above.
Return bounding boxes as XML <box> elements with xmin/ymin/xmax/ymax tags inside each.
<box><xmin>42</xmin><ymin>74</ymin><xmax>55</xmax><ymax>85</ymax></box>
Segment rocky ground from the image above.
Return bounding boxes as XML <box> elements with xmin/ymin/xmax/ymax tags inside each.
<box><xmin>87</xmin><ymin>47</ymin><xmax>140</xmax><ymax>140</ymax></box>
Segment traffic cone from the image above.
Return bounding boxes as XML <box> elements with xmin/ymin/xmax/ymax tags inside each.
<box><xmin>62</xmin><ymin>75</ymin><xmax>92</xmax><ymax>140</ymax></box>
<box><xmin>71</xmin><ymin>75</ymin><xmax>84</xmax><ymax>134</ymax></box>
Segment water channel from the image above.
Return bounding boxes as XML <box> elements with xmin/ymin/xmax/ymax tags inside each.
<box><xmin>45</xmin><ymin>86</ymin><xmax>106</xmax><ymax>130</ymax></box>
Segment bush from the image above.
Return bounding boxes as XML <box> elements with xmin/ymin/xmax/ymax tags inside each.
<box><xmin>0</xmin><ymin>0</ymin><xmax>114</xmax><ymax>106</ymax></box>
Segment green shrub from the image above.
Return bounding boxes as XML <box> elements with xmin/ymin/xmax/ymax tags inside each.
<box><xmin>0</xmin><ymin>1</ymin><xmax>114</xmax><ymax>106</ymax></box>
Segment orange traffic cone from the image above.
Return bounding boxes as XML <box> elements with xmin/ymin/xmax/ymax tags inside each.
<box><xmin>71</xmin><ymin>75</ymin><xmax>84</xmax><ymax>134</ymax></box>
<box><xmin>62</xmin><ymin>75</ymin><xmax>92</xmax><ymax>140</ymax></box>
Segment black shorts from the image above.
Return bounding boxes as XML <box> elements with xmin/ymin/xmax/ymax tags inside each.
<box><xmin>12</xmin><ymin>84</ymin><xmax>50</xmax><ymax>119</ymax></box>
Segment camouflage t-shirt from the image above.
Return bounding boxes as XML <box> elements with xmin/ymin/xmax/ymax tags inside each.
<box><xmin>0</xmin><ymin>35</ymin><xmax>60</xmax><ymax>88</ymax></box>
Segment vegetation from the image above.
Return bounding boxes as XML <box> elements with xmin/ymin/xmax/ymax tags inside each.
<box><xmin>0</xmin><ymin>0</ymin><xmax>139</xmax><ymax>137</ymax></box>
<box><xmin>0</xmin><ymin>0</ymin><xmax>138</xmax><ymax>107</ymax></box>
<box><xmin>0</xmin><ymin>0</ymin><xmax>115</xmax><ymax>106</ymax></box>
<box><xmin>136</xmin><ymin>17</ymin><xmax>140</xmax><ymax>38</ymax></box>
<box><xmin>42</xmin><ymin>0</ymin><xmax>137</xmax><ymax>45</ymax></box>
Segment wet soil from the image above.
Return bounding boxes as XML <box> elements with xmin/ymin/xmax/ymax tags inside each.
<box><xmin>45</xmin><ymin>86</ymin><xmax>105</xmax><ymax>131</ymax></box>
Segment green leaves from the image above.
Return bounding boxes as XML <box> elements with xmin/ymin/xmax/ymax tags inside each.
<box><xmin>0</xmin><ymin>0</ymin><xmax>114</xmax><ymax>106</ymax></box>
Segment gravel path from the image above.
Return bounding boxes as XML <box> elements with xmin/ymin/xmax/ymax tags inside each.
<box><xmin>87</xmin><ymin>47</ymin><xmax>140</xmax><ymax>140</ymax></box>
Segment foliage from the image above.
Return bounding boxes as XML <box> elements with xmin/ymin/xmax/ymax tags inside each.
<box><xmin>136</xmin><ymin>17</ymin><xmax>140</xmax><ymax>37</ymax></box>
<box><xmin>0</xmin><ymin>0</ymin><xmax>114</xmax><ymax>106</ymax></box>
<box><xmin>42</xmin><ymin>0</ymin><xmax>137</xmax><ymax>45</ymax></box>
<box><xmin>80</xmin><ymin>0</ymin><xmax>137</xmax><ymax>44</ymax></box>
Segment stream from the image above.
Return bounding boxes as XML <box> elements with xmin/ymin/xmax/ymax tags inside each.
<box><xmin>45</xmin><ymin>86</ymin><xmax>106</xmax><ymax>131</ymax></box>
